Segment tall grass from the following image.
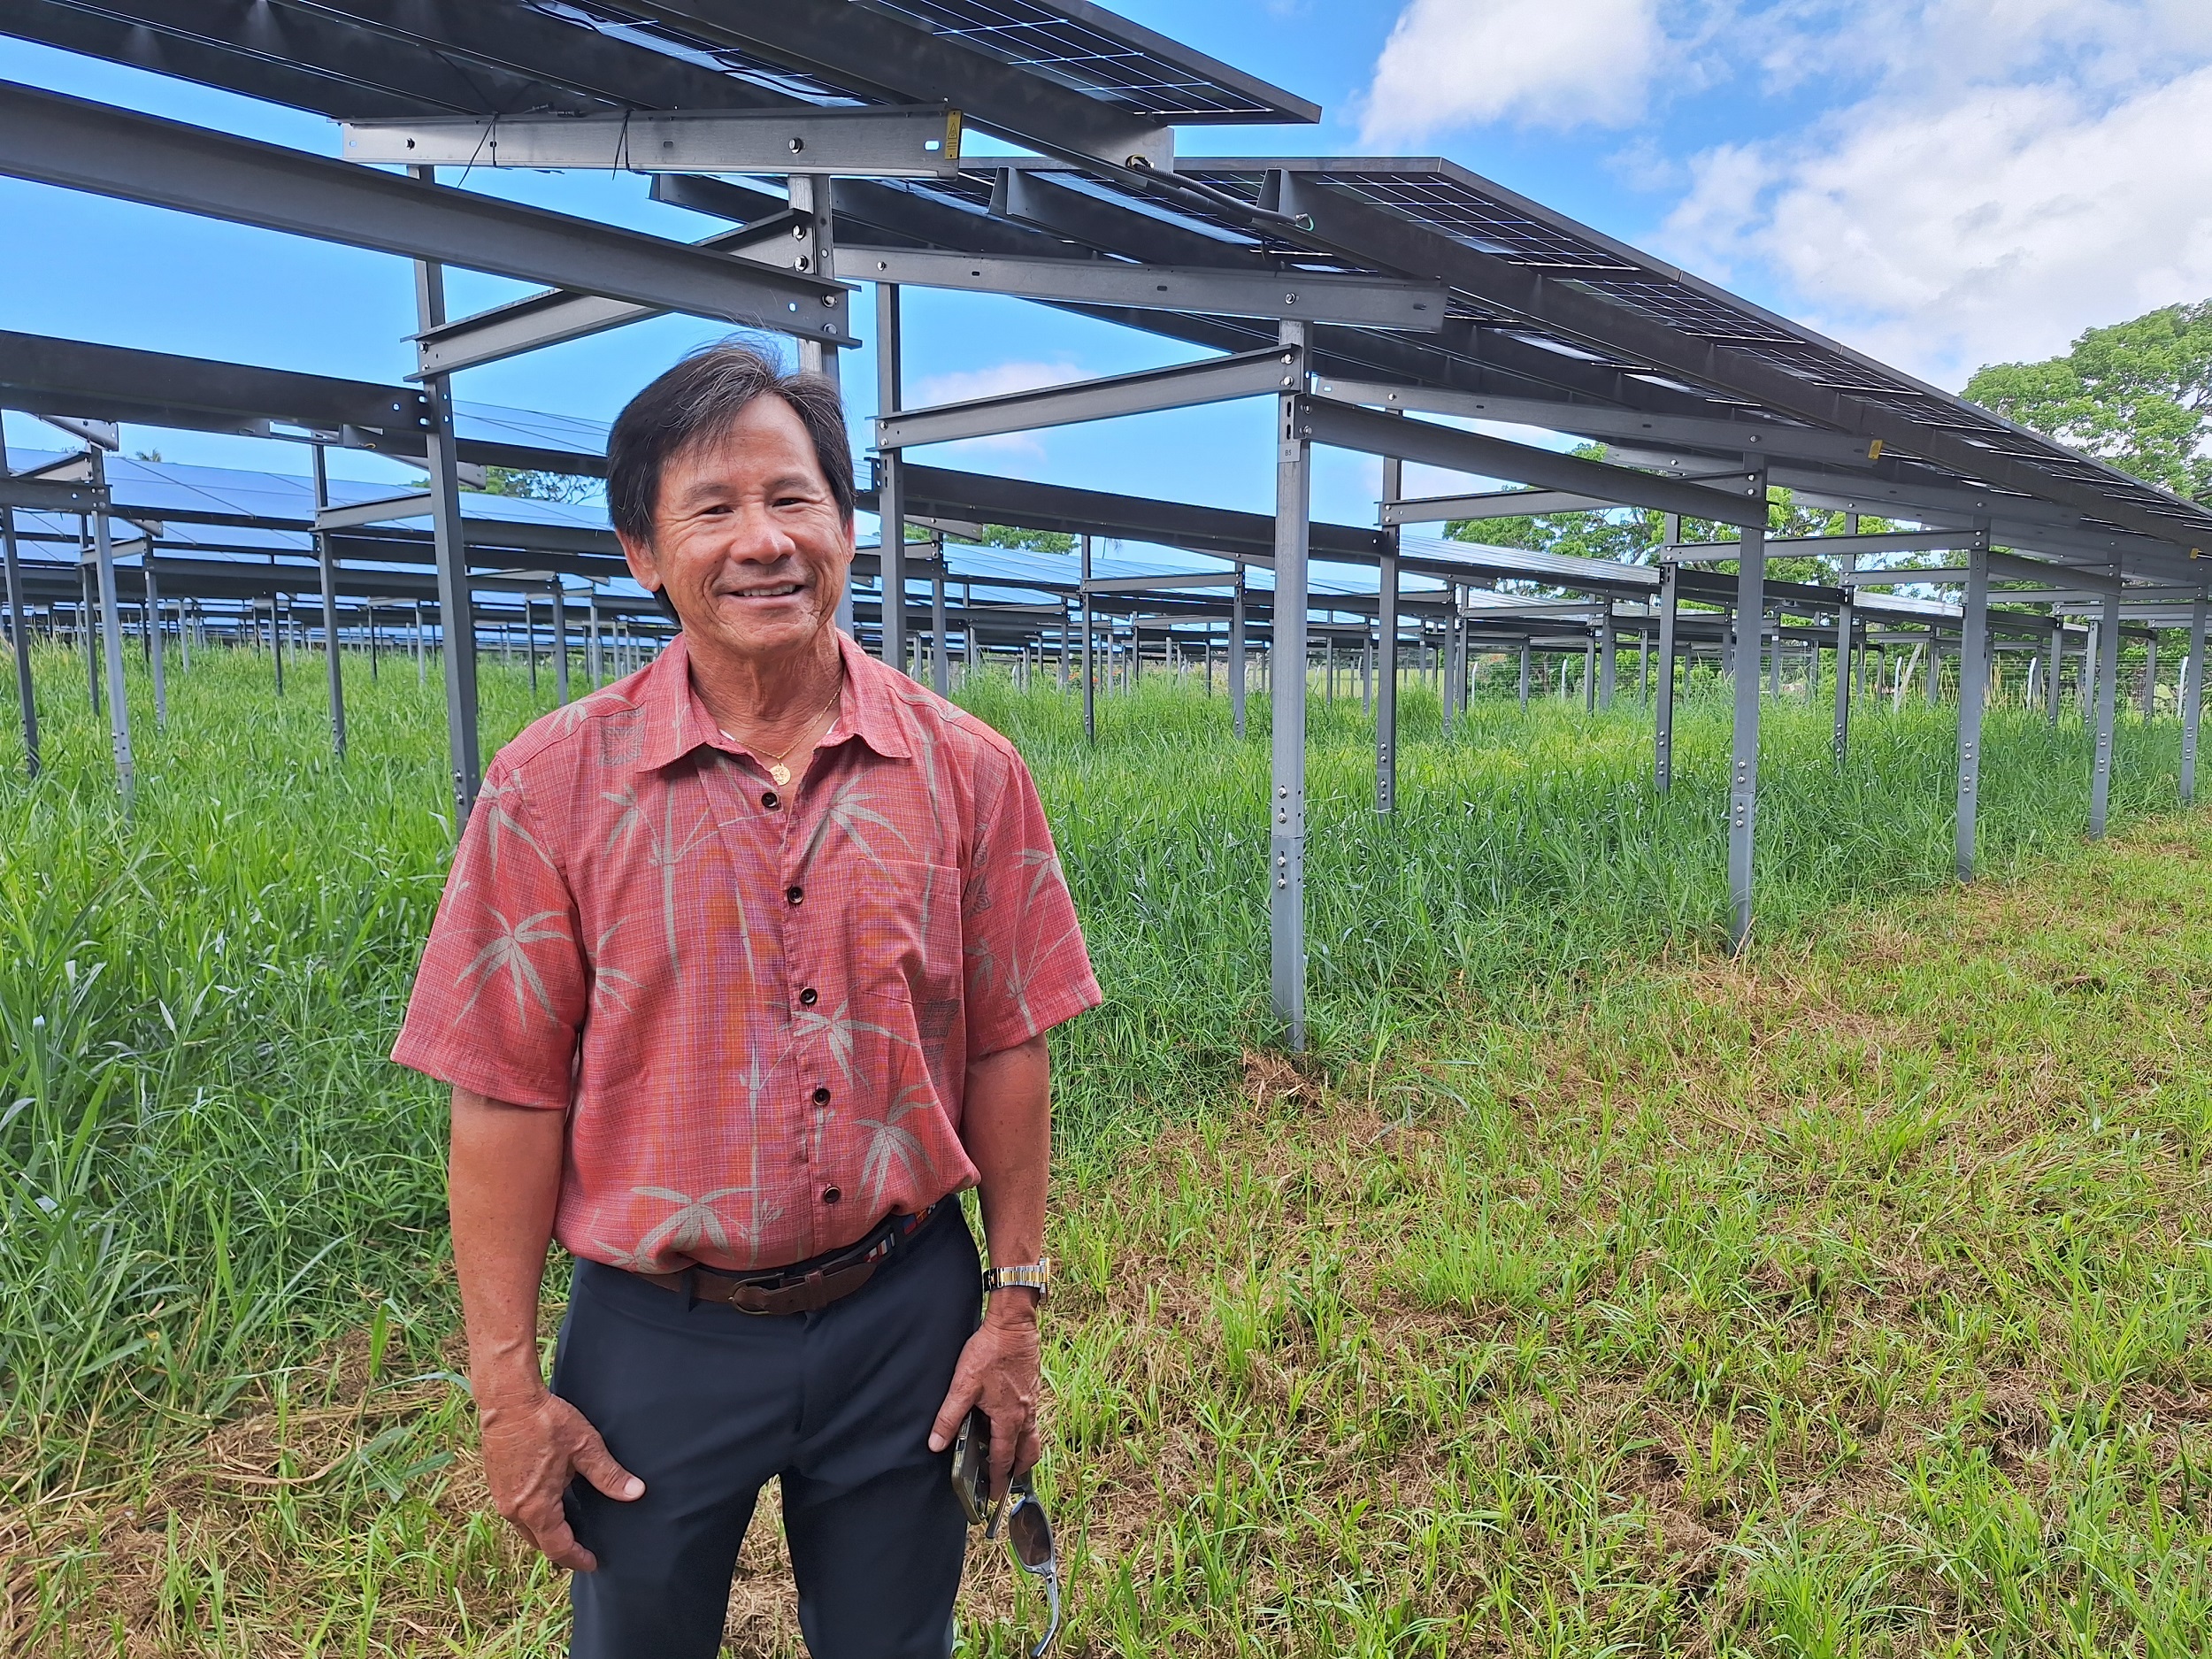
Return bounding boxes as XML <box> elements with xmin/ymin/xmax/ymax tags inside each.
<box><xmin>0</xmin><ymin>641</ymin><xmax>2186</xmax><ymax>1476</ymax></box>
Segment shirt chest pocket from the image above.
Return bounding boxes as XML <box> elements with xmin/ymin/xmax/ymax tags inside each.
<box><xmin>839</xmin><ymin>858</ymin><xmax>964</xmax><ymax>1008</ymax></box>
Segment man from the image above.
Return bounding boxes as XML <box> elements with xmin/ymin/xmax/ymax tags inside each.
<box><xmin>393</xmin><ymin>341</ymin><xmax>1100</xmax><ymax>1657</ymax></box>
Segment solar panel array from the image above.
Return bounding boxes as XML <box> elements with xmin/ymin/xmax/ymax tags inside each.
<box><xmin>515</xmin><ymin>0</ymin><xmax>1307</xmax><ymax>121</ymax></box>
<box><xmin>1170</xmin><ymin>161</ymin><xmax>2212</xmax><ymax>545</ymax></box>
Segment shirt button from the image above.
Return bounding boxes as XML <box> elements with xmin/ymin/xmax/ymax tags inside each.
<box><xmin>812</xmin><ymin>1086</ymin><xmax>831</xmax><ymax>1105</ymax></box>
<box><xmin>822</xmin><ymin>1187</ymin><xmax>841</xmax><ymax>1204</ymax></box>
<box><xmin>799</xmin><ymin>987</ymin><xmax>818</xmax><ymax>1007</ymax></box>
<box><xmin>761</xmin><ymin>790</ymin><xmax>780</xmax><ymax>810</ymax></box>
<box><xmin>786</xmin><ymin>885</ymin><xmax>804</xmax><ymax>906</ymax></box>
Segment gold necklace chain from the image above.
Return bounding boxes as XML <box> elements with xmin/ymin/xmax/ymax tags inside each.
<box><xmin>722</xmin><ymin>678</ymin><xmax>842</xmax><ymax>787</ymax></box>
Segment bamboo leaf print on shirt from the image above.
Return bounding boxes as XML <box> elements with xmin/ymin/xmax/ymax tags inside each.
<box><xmin>453</xmin><ymin>906</ymin><xmax>572</xmax><ymax>1023</ymax></box>
<box><xmin>856</xmin><ymin>1084</ymin><xmax>934</xmax><ymax>1210</ymax></box>
<box><xmin>645</xmin><ymin>788</ymin><xmax>716</xmax><ymax>983</ymax></box>
<box><xmin>798</xmin><ymin>779</ymin><xmax>912</xmax><ymax>878</ymax></box>
<box><xmin>629</xmin><ymin>1184</ymin><xmax>757</xmax><ymax>1261</ymax></box>
<box><xmin>795</xmin><ymin>998</ymin><xmax>911</xmax><ymax>1087</ymax></box>
<box><xmin>475</xmin><ymin>776</ymin><xmax>556</xmax><ymax>876</ymax></box>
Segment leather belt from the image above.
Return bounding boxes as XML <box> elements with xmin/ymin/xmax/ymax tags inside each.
<box><xmin>636</xmin><ymin>1205</ymin><xmax>938</xmax><ymax>1317</ymax></box>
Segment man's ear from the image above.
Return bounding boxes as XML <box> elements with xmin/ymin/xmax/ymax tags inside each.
<box><xmin>616</xmin><ymin>529</ymin><xmax>662</xmax><ymax>597</ymax></box>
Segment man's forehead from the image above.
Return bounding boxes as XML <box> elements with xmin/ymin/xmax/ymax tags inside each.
<box><xmin>664</xmin><ymin>400</ymin><xmax>826</xmax><ymax>491</ymax></box>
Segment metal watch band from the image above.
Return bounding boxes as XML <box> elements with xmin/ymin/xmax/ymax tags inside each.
<box><xmin>983</xmin><ymin>1261</ymin><xmax>1049</xmax><ymax>1300</ymax></box>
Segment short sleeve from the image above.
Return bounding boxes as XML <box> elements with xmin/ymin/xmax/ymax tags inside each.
<box><xmin>390</xmin><ymin>762</ymin><xmax>587</xmax><ymax>1108</ymax></box>
<box><xmin>962</xmin><ymin>747</ymin><xmax>1102</xmax><ymax>1057</ymax></box>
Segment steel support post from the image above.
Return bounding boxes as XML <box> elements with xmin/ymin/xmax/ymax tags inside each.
<box><xmin>1582</xmin><ymin>634</ymin><xmax>1596</xmax><ymax>712</ymax></box>
<box><xmin>1079</xmin><ymin>534</ymin><xmax>1095</xmax><ymax>742</ymax></box>
<box><xmin>1271</xmin><ymin>320</ymin><xmax>1311</xmax><ymax>1050</ymax></box>
<box><xmin>1926</xmin><ymin>627</ymin><xmax>1941</xmax><ymax>703</ymax></box>
<box><xmin>2046</xmin><ymin>621</ymin><xmax>2063</xmax><ymax>725</ymax></box>
<box><xmin>88</xmin><ymin>449</ymin><xmax>134</xmax><ymax>797</ymax></box>
<box><xmin>1767</xmin><ymin>611</ymin><xmax>1782</xmax><ymax>697</ymax></box>
<box><xmin>2183</xmin><ymin>589</ymin><xmax>2207</xmax><ymax>807</ymax></box>
<box><xmin>2140</xmin><ymin>634</ymin><xmax>2158</xmax><ymax>720</ymax></box>
<box><xmin>786</xmin><ymin>174</ymin><xmax>853</xmax><ymax>639</ymax></box>
<box><xmin>1518</xmin><ymin>641</ymin><xmax>1531</xmax><ymax>710</ymax></box>
<box><xmin>1440</xmin><ymin>593</ymin><xmax>1457</xmax><ymax>737</ymax></box>
<box><xmin>588</xmin><ymin>595</ymin><xmax>602</xmax><ymax>689</ymax></box>
<box><xmin>1955</xmin><ymin>540</ymin><xmax>1990</xmax><ymax>880</ymax></box>
<box><xmin>1229</xmin><ymin>560</ymin><xmax>1248</xmax><ymax>740</ymax></box>
<box><xmin>144</xmin><ymin>564</ymin><xmax>166</xmax><ymax>728</ymax></box>
<box><xmin>1728</xmin><ymin>493</ymin><xmax>1767</xmax><ymax>951</ymax></box>
<box><xmin>1597</xmin><ymin>602</ymin><xmax>1617</xmax><ymax>710</ymax></box>
<box><xmin>1377</xmin><ymin>542</ymin><xmax>1399</xmax><ymax>815</ymax></box>
<box><xmin>2091</xmin><ymin>588</ymin><xmax>2121</xmax><ymax>838</ymax></box>
<box><xmin>77</xmin><ymin>557</ymin><xmax>98</xmax><ymax>716</ymax></box>
<box><xmin>1655</xmin><ymin>557</ymin><xmax>1679</xmax><ymax>792</ymax></box>
<box><xmin>413</xmin><ymin>603</ymin><xmax>425</xmax><ymax>687</ymax></box>
<box><xmin>312</xmin><ymin>443</ymin><xmax>344</xmax><ymax>757</ymax></box>
<box><xmin>1833</xmin><ymin>514</ymin><xmax>1856</xmax><ymax>763</ymax></box>
<box><xmin>875</xmin><ymin>282</ymin><xmax>908</xmax><ymax>675</ymax></box>
<box><xmin>931</xmin><ymin>558</ymin><xmax>949</xmax><ymax>695</ymax></box>
<box><xmin>412</xmin><ymin>167</ymin><xmax>482</xmax><ymax>826</ymax></box>
<box><xmin>551</xmin><ymin>581</ymin><xmax>570</xmax><ymax>704</ymax></box>
<box><xmin>1</xmin><ymin>426</ymin><xmax>39</xmax><ymax>777</ymax></box>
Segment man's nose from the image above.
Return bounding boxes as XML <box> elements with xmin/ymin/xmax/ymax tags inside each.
<box><xmin>721</xmin><ymin>505</ymin><xmax>796</xmax><ymax>561</ymax></box>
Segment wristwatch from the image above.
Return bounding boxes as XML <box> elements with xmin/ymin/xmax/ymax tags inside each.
<box><xmin>982</xmin><ymin>1260</ymin><xmax>1050</xmax><ymax>1301</ymax></box>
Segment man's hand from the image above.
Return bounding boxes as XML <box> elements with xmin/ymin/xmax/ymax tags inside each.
<box><xmin>449</xmin><ymin>1090</ymin><xmax>642</xmax><ymax>1572</ymax></box>
<box><xmin>928</xmin><ymin>1297</ymin><xmax>1042</xmax><ymax>1500</ymax></box>
<box><xmin>480</xmin><ymin>1390</ymin><xmax>644</xmax><ymax>1571</ymax></box>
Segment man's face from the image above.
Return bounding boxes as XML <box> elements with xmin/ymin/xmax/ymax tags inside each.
<box><xmin>618</xmin><ymin>396</ymin><xmax>854</xmax><ymax>660</ymax></box>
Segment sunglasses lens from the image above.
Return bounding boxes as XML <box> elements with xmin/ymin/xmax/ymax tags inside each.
<box><xmin>1008</xmin><ymin>1497</ymin><xmax>1055</xmax><ymax>1570</ymax></box>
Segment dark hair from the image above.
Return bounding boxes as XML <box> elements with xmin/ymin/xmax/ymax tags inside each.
<box><xmin>606</xmin><ymin>338</ymin><xmax>855</xmax><ymax>552</ymax></box>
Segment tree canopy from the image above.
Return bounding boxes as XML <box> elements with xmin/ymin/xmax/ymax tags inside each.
<box><xmin>1965</xmin><ymin>301</ymin><xmax>2212</xmax><ymax>500</ymax></box>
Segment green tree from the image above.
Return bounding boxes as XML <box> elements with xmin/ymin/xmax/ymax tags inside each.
<box><xmin>480</xmin><ymin>465</ymin><xmax>600</xmax><ymax>505</ymax></box>
<box><xmin>947</xmin><ymin>523</ymin><xmax>1077</xmax><ymax>556</ymax></box>
<box><xmin>1965</xmin><ymin>302</ymin><xmax>2212</xmax><ymax>499</ymax></box>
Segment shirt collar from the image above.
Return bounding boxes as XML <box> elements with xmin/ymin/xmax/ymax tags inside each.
<box><xmin>634</xmin><ymin>627</ymin><xmax>913</xmax><ymax>773</ymax></box>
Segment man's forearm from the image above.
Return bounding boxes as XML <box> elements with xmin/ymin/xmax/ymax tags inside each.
<box><xmin>449</xmin><ymin>1087</ymin><xmax>569</xmax><ymax>1408</ymax></box>
<box><xmin>961</xmin><ymin>1035</ymin><xmax>1051</xmax><ymax>1324</ymax></box>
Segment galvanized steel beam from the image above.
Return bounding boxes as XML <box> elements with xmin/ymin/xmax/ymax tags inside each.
<box><xmin>878</xmin><ymin>347</ymin><xmax>1301</xmax><ymax>451</ymax></box>
<box><xmin>849</xmin><ymin>246</ymin><xmax>1447</xmax><ymax>332</ymax></box>
<box><xmin>344</xmin><ymin>107</ymin><xmax>964</xmax><ymax>177</ymax></box>
<box><xmin>1295</xmin><ymin>397</ymin><xmax>1770</xmax><ymax>531</ymax></box>
<box><xmin>0</xmin><ymin>81</ymin><xmax>855</xmax><ymax>345</ymax></box>
<box><xmin>1313</xmin><ymin>377</ymin><xmax>1882</xmax><ymax>468</ymax></box>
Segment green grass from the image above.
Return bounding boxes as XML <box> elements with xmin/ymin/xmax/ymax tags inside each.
<box><xmin>2</xmin><ymin>639</ymin><xmax>2208</xmax><ymax>1655</ymax></box>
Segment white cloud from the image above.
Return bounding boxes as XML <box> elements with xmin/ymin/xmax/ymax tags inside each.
<box><xmin>1655</xmin><ymin>1</ymin><xmax>2212</xmax><ymax>385</ymax></box>
<box><xmin>905</xmin><ymin>358</ymin><xmax>1085</xmax><ymax>458</ymax></box>
<box><xmin>1356</xmin><ymin>0</ymin><xmax>1667</xmax><ymax>144</ymax></box>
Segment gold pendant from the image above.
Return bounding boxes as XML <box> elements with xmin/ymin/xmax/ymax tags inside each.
<box><xmin>767</xmin><ymin>761</ymin><xmax>793</xmax><ymax>787</ymax></box>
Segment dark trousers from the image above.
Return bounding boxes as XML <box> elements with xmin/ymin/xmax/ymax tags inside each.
<box><xmin>552</xmin><ymin>1211</ymin><xmax>979</xmax><ymax>1658</ymax></box>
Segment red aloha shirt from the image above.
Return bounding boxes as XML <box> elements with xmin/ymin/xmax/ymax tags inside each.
<box><xmin>392</xmin><ymin>630</ymin><xmax>1101</xmax><ymax>1274</ymax></box>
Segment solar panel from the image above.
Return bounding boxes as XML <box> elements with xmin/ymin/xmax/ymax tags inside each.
<box><xmin>850</xmin><ymin>0</ymin><xmax>1312</xmax><ymax>121</ymax></box>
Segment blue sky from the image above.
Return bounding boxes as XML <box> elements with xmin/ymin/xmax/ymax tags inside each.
<box><xmin>5</xmin><ymin>1</ymin><xmax>2209</xmax><ymax>531</ymax></box>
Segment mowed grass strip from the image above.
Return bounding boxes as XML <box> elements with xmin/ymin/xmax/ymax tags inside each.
<box><xmin>10</xmin><ymin>809</ymin><xmax>2211</xmax><ymax>1655</ymax></box>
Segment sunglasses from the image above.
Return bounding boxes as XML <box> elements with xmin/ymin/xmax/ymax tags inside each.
<box><xmin>951</xmin><ymin>1412</ymin><xmax>1061</xmax><ymax>1657</ymax></box>
<box><xmin>991</xmin><ymin>1473</ymin><xmax>1061</xmax><ymax>1659</ymax></box>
